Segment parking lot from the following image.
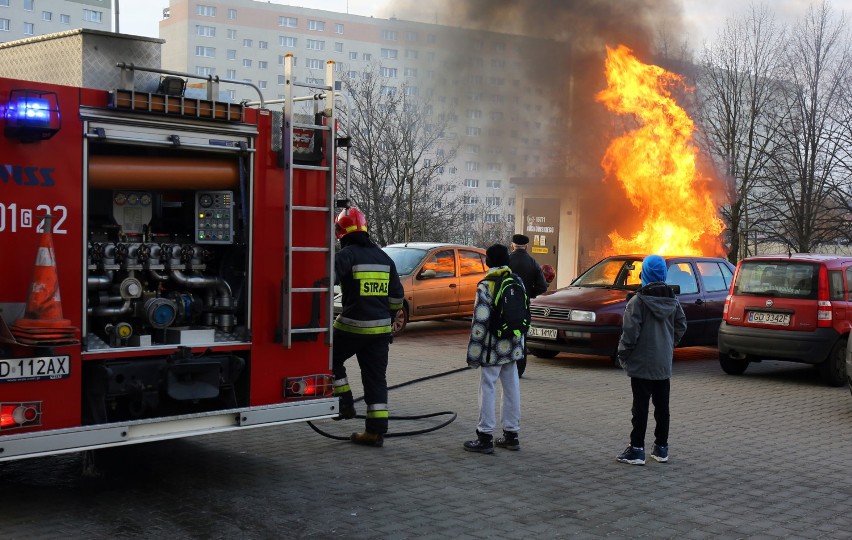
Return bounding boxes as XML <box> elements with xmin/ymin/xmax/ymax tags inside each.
<box><xmin>1</xmin><ymin>320</ymin><xmax>851</xmax><ymax>539</ymax></box>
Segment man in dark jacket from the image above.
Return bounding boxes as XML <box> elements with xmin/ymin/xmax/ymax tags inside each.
<box><xmin>333</xmin><ymin>207</ymin><xmax>405</xmax><ymax>448</ymax></box>
<box><xmin>615</xmin><ymin>255</ymin><xmax>687</xmax><ymax>465</ymax></box>
<box><xmin>508</xmin><ymin>234</ymin><xmax>548</xmax><ymax>377</ymax></box>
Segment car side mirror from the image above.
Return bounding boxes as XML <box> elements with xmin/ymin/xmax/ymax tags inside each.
<box><xmin>418</xmin><ymin>269</ymin><xmax>437</xmax><ymax>280</ymax></box>
<box><xmin>670</xmin><ymin>284</ymin><xmax>681</xmax><ymax>295</ymax></box>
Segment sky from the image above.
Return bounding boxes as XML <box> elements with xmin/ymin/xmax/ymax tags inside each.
<box><xmin>117</xmin><ymin>0</ymin><xmax>852</xmax><ymax>47</ymax></box>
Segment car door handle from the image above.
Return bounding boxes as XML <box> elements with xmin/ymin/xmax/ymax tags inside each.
<box><xmin>694</xmin><ymin>299</ymin><xmax>704</xmax><ymax>305</ymax></box>
<box><xmin>449</xmin><ymin>284</ymin><xmax>457</xmax><ymax>288</ymax></box>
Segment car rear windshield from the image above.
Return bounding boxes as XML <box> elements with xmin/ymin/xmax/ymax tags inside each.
<box><xmin>574</xmin><ymin>258</ymin><xmax>643</xmax><ymax>289</ymax></box>
<box><xmin>732</xmin><ymin>261</ymin><xmax>818</xmax><ymax>299</ymax></box>
<box><xmin>383</xmin><ymin>247</ymin><xmax>429</xmax><ymax>276</ymax></box>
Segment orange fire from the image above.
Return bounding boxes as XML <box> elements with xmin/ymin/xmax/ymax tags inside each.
<box><xmin>596</xmin><ymin>45</ymin><xmax>723</xmax><ymax>256</ymax></box>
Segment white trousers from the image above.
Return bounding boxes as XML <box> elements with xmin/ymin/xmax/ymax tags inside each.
<box><xmin>477</xmin><ymin>363</ymin><xmax>521</xmax><ymax>434</ymax></box>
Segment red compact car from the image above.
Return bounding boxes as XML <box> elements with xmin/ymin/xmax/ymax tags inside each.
<box><xmin>527</xmin><ymin>255</ymin><xmax>735</xmax><ymax>364</ymax></box>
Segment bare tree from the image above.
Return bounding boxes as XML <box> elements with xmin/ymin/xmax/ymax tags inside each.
<box><xmin>695</xmin><ymin>3</ymin><xmax>787</xmax><ymax>262</ymax></box>
<box><xmin>462</xmin><ymin>200</ymin><xmax>514</xmax><ymax>248</ymax></box>
<box><xmin>762</xmin><ymin>1</ymin><xmax>852</xmax><ymax>253</ymax></box>
<box><xmin>336</xmin><ymin>63</ymin><xmax>465</xmax><ymax>246</ymax></box>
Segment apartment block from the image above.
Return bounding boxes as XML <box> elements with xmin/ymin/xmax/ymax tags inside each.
<box><xmin>158</xmin><ymin>0</ymin><xmax>556</xmax><ymax>239</ymax></box>
<box><xmin>0</xmin><ymin>0</ymin><xmax>111</xmax><ymax>42</ymax></box>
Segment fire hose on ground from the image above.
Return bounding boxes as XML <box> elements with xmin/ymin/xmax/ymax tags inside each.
<box><xmin>307</xmin><ymin>366</ymin><xmax>470</xmax><ymax>440</ymax></box>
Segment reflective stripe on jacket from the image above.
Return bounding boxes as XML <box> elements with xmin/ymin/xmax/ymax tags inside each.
<box><xmin>334</xmin><ymin>242</ymin><xmax>404</xmax><ymax>335</ymax></box>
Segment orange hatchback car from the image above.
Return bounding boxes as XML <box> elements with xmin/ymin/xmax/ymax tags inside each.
<box><xmin>718</xmin><ymin>254</ymin><xmax>852</xmax><ymax>386</ymax></box>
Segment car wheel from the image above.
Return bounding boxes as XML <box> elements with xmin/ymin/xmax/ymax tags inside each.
<box><xmin>818</xmin><ymin>339</ymin><xmax>847</xmax><ymax>387</ymax></box>
<box><xmin>528</xmin><ymin>348</ymin><xmax>558</xmax><ymax>359</ymax></box>
<box><xmin>392</xmin><ymin>305</ymin><xmax>408</xmax><ymax>335</ymax></box>
<box><xmin>719</xmin><ymin>352</ymin><xmax>749</xmax><ymax>375</ymax></box>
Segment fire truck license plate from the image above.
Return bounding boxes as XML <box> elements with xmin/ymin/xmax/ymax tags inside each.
<box><xmin>0</xmin><ymin>356</ymin><xmax>70</xmax><ymax>383</ymax></box>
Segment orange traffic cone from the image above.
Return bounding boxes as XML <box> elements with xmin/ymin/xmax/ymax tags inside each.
<box><xmin>10</xmin><ymin>215</ymin><xmax>78</xmax><ymax>346</ymax></box>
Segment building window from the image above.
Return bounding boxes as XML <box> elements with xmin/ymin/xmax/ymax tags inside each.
<box><xmin>334</xmin><ymin>42</ymin><xmax>343</xmax><ymax>52</ymax></box>
<box><xmin>486</xmin><ymin>196</ymin><xmax>502</xmax><ymax>206</ymax></box>
<box><xmin>196</xmin><ymin>66</ymin><xmax>215</xmax><ymax>76</ymax></box>
<box><xmin>347</xmin><ymin>71</ymin><xmax>357</xmax><ymax>79</ymax></box>
<box><xmin>335</xmin><ymin>23</ymin><xmax>344</xmax><ymax>34</ymax></box>
<box><xmin>60</xmin><ymin>14</ymin><xmax>70</xmax><ymax>24</ymax></box>
<box><xmin>406</xmin><ymin>31</ymin><xmax>417</xmax><ymax>42</ymax></box>
<box><xmin>381</xmin><ymin>30</ymin><xmax>397</xmax><ymax>41</ymax></box>
<box><xmin>0</xmin><ymin>0</ymin><xmax>10</xmax><ymax>7</ymax></box>
<box><xmin>280</xmin><ymin>16</ymin><xmax>297</xmax><ymax>27</ymax></box>
<box><xmin>226</xmin><ymin>29</ymin><xmax>236</xmax><ymax>39</ymax></box>
<box><xmin>195</xmin><ymin>46</ymin><xmax>215</xmax><ymax>57</ymax></box>
<box><xmin>506</xmin><ymin>214</ymin><xmax>515</xmax><ymax>223</ymax></box>
<box><xmin>259</xmin><ymin>80</ymin><xmax>267</xmax><ymax>89</ymax></box>
<box><xmin>23</xmin><ymin>22</ymin><xmax>33</xmax><ymax>34</ymax></box>
<box><xmin>349</xmin><ymin>51</ymin><xmax>357</xmax><ymax>60</ymax></box>
<box><xmin>83</xmin><ymin>9</ymin><xmax>102</xmax><ymax>23</ymax></box>
<box><xmin>42</xmin><ymin>11</ymin><xmax>51</xmax><ymax>21</ymax></box>
<box><xmin>243</xmin><ymin>38</ymin><xmax>253</xmax><ymax>47</ymax></box>
<box><xmin>484</xmin><ymin>214</ymin><xmax>501</xmax><ymax>223</ymax></box>
<box><xmin>196</xmin><ymin>25</ymin><xmax>215</xmax><ymax>37</ymax></box>
<box><xmin>23</xmin><ymin>0</ymin><xmax>33</xmax><ymax>10</ymax></box>
<box><xmin>278</xmin><ymin>75</ymin><xmax>285</xmax><ymax>85</ymax></box>
<box><xmin>228</xmin><ymin>9</ymin><xmax>237</xmax><ymax>19</ymax></box>
<box><xmin>381</xmin><ymin>86</ymin><xmax>396</xmax><ymax>96</ymax></box>
<box><xmin>463</xmin><ymin>213</ymin><xmax>475</xmax><ymax>222</ymax></box>
<box><xmin>306</xmin><ymin>77</ymin><xmax>323</xmax><ymax>85</ymax></box>
<box><xmin>258</xmin><ymin>41</ymin><xmax>268</xmax><ymax>49</ymax></box>
<box><xmin>487</xmin><ymin>163</ymin><xmax>502</xmax><ymax>171</ymax></box>
<box><xmin>465</xmin><ymin>161</ymin><xmax>480</xmax><ymax>172</ymax></box>
<box><xmin>486</xmin><ymin>180</ymin><xmax>502</xmax><ymax>189</ymax></box>
<box><xmin>405</xmin><ymin>49</ymin><xmax>418</xmax><ymax>59</ymax></box>
<box><xmin>226</xmin><ymin>69</ymin><xmax>236</xmax><ymax>78</ymax></box>
<box><xmin>280</xmin><ymin>36</ymin><xmax>297</xmax><ymax>47</ymax></box>
<box><xmin>258</xmin><ymin>60</ymin><xmax>268</xmax><ymax>69</ymax></box>
<box><xmin>463</xmin><ymin>196</ymin><xmax>480</xmax><ymax>205</ymax></box>
<box><xmin>381</xmin><ymin>48</ymin><xmax>398</xmax><ymax>60</ymax></box>
<box><xmin>308</xmin><ymin>19</ymin><xmax>325</xmax><ymax>31</ymax></box>
<box><xmin>467</xmin><ymin>144</ymin><xmax>480</xmax><ymax>153</ymax></box>
<box><xmin>306</xmin><ymin>58</ymin><xmax>322</xmax><ymax>69</ymax></box>
<box><xmin>379</xmin><ymin>67</ymin><xmax>397</xmax><ymax>78</ymax></box>
<box><xmin>226</xmin><ymin>49</ymin><xmax>236</xmax><ymax>60</ymax></box>
<box><xmin>464</xmin><ymin>179</ymin><xmax>479</xmax><ymax>188</ymax></box>
<box><xmin>306</xmin><ymin>39</ymin><xmax>325</xmax><ymax>50</ymax></box>
<box><xmin>226</xmin><ymin>90</ymin><xmax>236</xmax><ymax>100</ymax></box>
<box><xmin>196</xmin><ymin>5</ymin><xmax>216</xmax><ymax>17</ymax></box>
<box><xmin>466</xmin><ymin>127</ymin><xmax>481</xmax><ymax>136</ymax></box>
<box><xmin>404</xmin><ymin>67</ymin><xmax>417</xmax><ymax>77</ymax></box>
<box><xmin>363</xmin><ymin>53</ymin><xmax>371</xmax><ymax>61</ymax></box>
<box><xmin>242</xmin><ymin>59</ymin><xmax>252</xmax><ymax>67</ymax></box>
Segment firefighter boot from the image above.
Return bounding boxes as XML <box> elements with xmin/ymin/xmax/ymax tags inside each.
<box><xmin>463</xmin><ymin>430</ymin><xmax>494</xmax><ymax>454</ymax></box>
<box><xmin>333</xmin><ymin>390</ymin><xmax>356</xmax><ymax>421</ymax></box>
<box><xmin>495</xmin><ymin>430</ymin><xmax>520</xmax><ymax>451</ymax></box>
<box><xmin>350</xmin><ymin>431</ymin><xmax>384</xmax><ymax>447</ymax></box>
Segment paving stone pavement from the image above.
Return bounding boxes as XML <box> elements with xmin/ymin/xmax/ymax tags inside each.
<box><xmin>1</xmin><ymin>319</ymin><xmax>851</xmax><ymax>539</ymax></box>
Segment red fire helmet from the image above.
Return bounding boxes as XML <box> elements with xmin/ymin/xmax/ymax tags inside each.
<box><xmin>335</xmin><ymin>207</ymin><xmax>369</xmax><ymax>240</ymax></box>
<box><xmin>541</xmin><ymin>264</ymin><xmax>556</xmax><ymax>284</ymax></box>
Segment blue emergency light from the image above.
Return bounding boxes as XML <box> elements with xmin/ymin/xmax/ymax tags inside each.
<box><xmin>4</xmin><ymin>89</ymin><xmax>61</xmax><ymax>142</ymax></box>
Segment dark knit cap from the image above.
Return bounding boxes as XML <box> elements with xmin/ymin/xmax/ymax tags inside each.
<box><xmin>512</xmin><ymin>234</ymin><xmax>530</xmax><ymax>246</ymax></box>
<box><xmin>485</xmin><ymin>244</ymin><xmax>510</xmax><ymax>268</ymax></box>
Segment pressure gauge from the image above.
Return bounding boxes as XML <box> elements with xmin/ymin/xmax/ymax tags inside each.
<box><xmin>140</xmin><ymin>193</ymin><xmax>152</xmax><ymax>206</ymax></box>
<box><xmin>113</xmin><ymin>192</ymin><xmax>127</xmax><ymax>205</ymax></box>
<box><xmin>127</xmin><ymin>193</ymin><xmax>139</xmax><ymax>205</ymax></box>
<box><xmin>199</xmin><ymin>194</ymin><xmax>214</xmax><ymax>208</ymax></box>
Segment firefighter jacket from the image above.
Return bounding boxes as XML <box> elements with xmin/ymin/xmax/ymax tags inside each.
<box><xmin>466</xmin><ymin>266</ymin><xmax>525</xmax><ymax>367</ymax></box>
<box><xmin>334</xmin><ymin>241</ymin><xmax>404</xmax><ymax>335</ymax></box>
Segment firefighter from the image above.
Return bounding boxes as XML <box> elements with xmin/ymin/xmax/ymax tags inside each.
<box><xmin>332</xmin><ymin>207</ymin><xmax>404</xmax><ymax>447</ymax></box>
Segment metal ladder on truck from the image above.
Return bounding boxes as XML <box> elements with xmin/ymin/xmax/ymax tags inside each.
<box><xmin>279</xmin><ymin>54</ymin><xmax>337</xmax><ymax>349</ymax></box>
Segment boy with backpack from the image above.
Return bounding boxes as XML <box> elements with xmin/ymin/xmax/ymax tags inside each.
<box><xmin>463</xmin><ymin>243</ymin><xmax>529</xmax><ymax>454</ymax></box>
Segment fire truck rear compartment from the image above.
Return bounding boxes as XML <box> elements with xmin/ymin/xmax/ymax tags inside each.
<box><xmin>85</xmin><ymin>143</ymin><xmax>249</xmax><ymax>351</ymax></box>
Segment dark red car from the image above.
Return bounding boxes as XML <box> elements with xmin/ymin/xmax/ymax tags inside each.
<box><xmin>527</xmin><ymin>255</ymin><xmax>735</xmax><ymax>363</ymax></box>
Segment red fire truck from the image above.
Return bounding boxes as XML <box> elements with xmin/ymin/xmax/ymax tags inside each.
<box><xmin>0</xmin><ymin>30</ymin><xmax>340</xmax><ymax>462</ymax></box>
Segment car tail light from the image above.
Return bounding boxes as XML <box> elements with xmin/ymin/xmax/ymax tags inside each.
<box><xmin>0</xmin><ymin>402</ymin><xmax>42</xmax><ymax>430</ymax></box>
<box><xmin>817</xmin><ymin>265</ymin><xmax>832</xmax><ymax>327</ymax></box>
<box><xmin>284</xmin><ymin>374</ymin><xmax>334</xmax><ymax>399</ymax></box>
<box><xmin>722</xmin><ymin>294</ymin><xmax>731</xmax><ymax>321</ymax></box>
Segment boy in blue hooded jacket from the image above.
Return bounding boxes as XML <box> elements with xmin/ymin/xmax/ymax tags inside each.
<box><xmin>616</xmin><ymin>255</ymin><xmax>687</xmax><ymax>465</ymax></box>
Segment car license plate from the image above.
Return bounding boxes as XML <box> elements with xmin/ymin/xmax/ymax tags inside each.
<box><xmin>0</xmin><ymin>356</ymin><xmax>70</xmax><ymax>383</ymax></box>
<box><xmin>748</xmin><ymin>311</ymin><xmax>790</xmax><ymax>326</ymax></box>
<box><xmin>528</xmin><ymin>326</ymin><xmax>557</xmax><ymax>340</ymax></box>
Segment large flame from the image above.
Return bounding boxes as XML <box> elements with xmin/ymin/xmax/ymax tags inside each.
<box><xmin>596</xmin><ymin>45</ymin><xmax>724</xmax><ymax>256</ymax></box>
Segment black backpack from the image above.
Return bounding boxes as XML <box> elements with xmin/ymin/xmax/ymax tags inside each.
<box><xmin>489</xmin><ymin>273</ymin><xmax>530</xmax><ymax>339</ymax></box>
